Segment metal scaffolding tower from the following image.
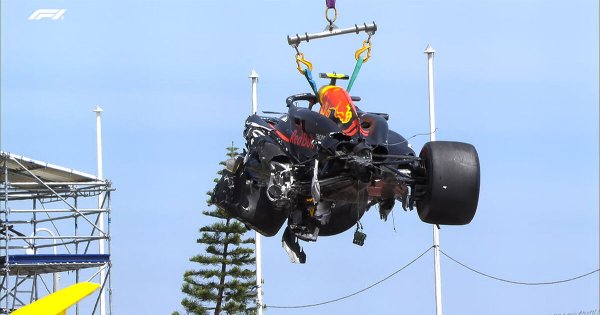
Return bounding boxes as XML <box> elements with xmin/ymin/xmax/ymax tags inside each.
<box><xmin>0</xmin><ymin>152</ymin><xmax>113</xmax><ymax>314</ymax></box>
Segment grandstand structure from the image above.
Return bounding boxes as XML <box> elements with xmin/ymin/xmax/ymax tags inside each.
<box><xmin>0</xmin><ymin>152</ymin><xmax>112</xmax><ymax>314</ymax></box>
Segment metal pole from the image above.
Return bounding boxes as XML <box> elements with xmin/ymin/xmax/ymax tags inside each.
<box><xmin>32</xmin><ymin>199</ymin><xmax>38</xmax><ymax>301</ymax></box>
<box><xmin>75</xmin><ymin>196</ymin><xmax>80</xmax><ymax>315</ymax></box>
<box><xmin>250</xmin><ymin>70</ymin><xmax>259</xmax><ymax>115</ymax></box>
<box><xmin>248</xmin><ymin>70</ymin><xmax>263</xmax><ymax>315</ymax></box>
<box><xmin>94</xmin><ymin>105</ymin><xmax>106</xmax><ymax>315</ymax></box>
<box><xmin>287</xmin><ymin>22</ymin><xmax>377</xmax><ymax>46</ymax></box>
<box><xmin>3</xmin><ymin>158</ymin><xmax>10</xmax><ymax>313</ymax></box>
<box><xmin>425</xmin><ymin>45</ymin><xmax>437</xmax><ymax>142</ymax></box>
<box><xmin>26</xmin><ymin>228</ymin><xmax>59</xmax><ymax>292</ymax></box>
<box><xmin>106</xmin><ymin>191</ymin><xmax>113</xmax><ymax>315</ymax></box>
<box><xmin>424</xmin><ymin>44</ymin><xmax>442</xmax><ymax>315</ymax></box>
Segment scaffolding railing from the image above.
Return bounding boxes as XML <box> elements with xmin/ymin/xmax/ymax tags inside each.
<box><xmin>0</xmin><ymin>152</ymin><xmax>113</xmax><ymax>315</ymax></box>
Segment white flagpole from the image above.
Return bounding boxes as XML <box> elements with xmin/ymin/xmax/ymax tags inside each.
<box><xmin>93</xmin><ymin>105</ymin><xmax>107</xmax><ymax>315</ymax></box>
<box><xmin>248</xmin><ymin>70</ymin><xmax>264</xmax><ymax>315</ymax></box>
<box><xmin>424</xmin><ymin>44</ymin><xmax>443</xmax><ymax>315</ymax></box>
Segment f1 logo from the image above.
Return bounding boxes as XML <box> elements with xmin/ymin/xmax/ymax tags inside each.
<box><xmin>28</xmin><ymin>9</ymin><xmax>66</xmax><ymax>21</ymax></box>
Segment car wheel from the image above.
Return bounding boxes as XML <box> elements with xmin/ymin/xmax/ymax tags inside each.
<box><xmin>416</xmin><ymin>141</ymin><xmax>480</xmax><ymax>225</ymax></box>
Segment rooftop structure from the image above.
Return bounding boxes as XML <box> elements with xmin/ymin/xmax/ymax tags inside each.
<box><xmin>0</xmin><ymin>152</ymin><xmax>112</xmax><ymax>314</ymax></box>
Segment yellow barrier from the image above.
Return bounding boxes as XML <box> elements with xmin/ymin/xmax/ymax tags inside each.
<box><xmin>12</xmin><ymin>282</ymin><xmax>100</xmax><ymax>315</ymax></box>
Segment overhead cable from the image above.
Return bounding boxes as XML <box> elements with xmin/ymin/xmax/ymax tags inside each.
<box><xmin>266</xmin><ymin>246</ymin><xmax>599</xmax><ymax>311</ymax></box>
<box><xmin>439</xmin><ymin>249</ymin><xmax>600</xmax><ymax>286</ymax></box>
<box><xmin>387</xmin><ymin>128</ymin><xmax>438</xmax><ymax>146</ymax></box>
<box><xmin>266</xmin><ymin>246</ymin><xmax>434</xmax><ymax>309</ymax></box>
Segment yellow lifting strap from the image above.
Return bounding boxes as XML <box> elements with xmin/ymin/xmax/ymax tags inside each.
<box><xmin>354</xmin><ymin>40</ymin><xmax>372</xmax><ymax>63</ymax></box>
<box><xmin>295</xmin><ymin>52</ymin><xmax>313</xmax><ymax>75</ymax></box>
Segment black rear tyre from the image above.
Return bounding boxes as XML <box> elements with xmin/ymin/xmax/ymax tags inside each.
<box><xmin>416</xmin><ymin>141</ymin><xmax>480</xmax><ymax>225</ymax></box>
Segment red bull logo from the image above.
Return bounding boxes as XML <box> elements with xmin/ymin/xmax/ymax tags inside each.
<box><xmin>319</xmin><ymin>86</ymin><xmax>356</xmax><ymax>124</ymax></box>
<box><xmin>290</xmin><ymin>129</ymin><xmax>315</xmax><ymax>149</ymax></box>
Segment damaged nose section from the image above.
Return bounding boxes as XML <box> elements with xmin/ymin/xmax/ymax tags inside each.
<box><xmin>282</xmin><ymin>227</ymin><xmax>307</xmax><ymax>264</ymax></box>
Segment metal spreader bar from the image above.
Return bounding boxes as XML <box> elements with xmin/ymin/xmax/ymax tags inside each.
<box><xmin>287</xmin><ymin>22</ymin><xmax>377</xmax><ymax>46</ymax></box>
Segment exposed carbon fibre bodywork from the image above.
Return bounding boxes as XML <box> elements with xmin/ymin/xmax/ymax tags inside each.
<box><xmin>213</xmin><ymin>89</ymin><xmax>480</xmax><ymax>263</ymax></box>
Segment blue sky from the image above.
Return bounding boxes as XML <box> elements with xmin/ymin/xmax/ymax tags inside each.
<box><xmin>1</xmin><ymin>1</ymin><xmax>598</xmax><ymax>314</ymax></box>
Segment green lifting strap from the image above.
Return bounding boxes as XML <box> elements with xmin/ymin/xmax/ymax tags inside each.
<box><xmin>346</xmin><ymin>56</ymin><xmax>364</xmax><ymax>92</ymax></box>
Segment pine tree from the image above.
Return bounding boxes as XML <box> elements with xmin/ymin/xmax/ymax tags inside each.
<box><xmin>179</xmin><ymin>144</ymin><xmax>258</xmax><ymax>315</ymax></box>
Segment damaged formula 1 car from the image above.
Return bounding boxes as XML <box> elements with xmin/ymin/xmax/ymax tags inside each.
<box><xmin>212</xmin><ymin>73</ymin><xmax>480</xmax><ymax>263</ymax></box>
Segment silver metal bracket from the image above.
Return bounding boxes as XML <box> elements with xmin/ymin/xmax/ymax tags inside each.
<box><xmin>287</xmin><ymin>22</ymin><xmax>377</xmax><ymax>47</ymax></box>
